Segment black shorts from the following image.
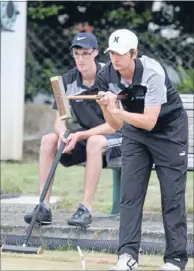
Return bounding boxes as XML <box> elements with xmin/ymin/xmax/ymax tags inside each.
<box><xmin>60</xmin><ymin>129</ymin><xmax>122</xmax><ymax>168</ymax></box>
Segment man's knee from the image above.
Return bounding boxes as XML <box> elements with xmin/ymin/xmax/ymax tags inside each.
<box><xmin>40</xmin><ymin>133</ymin><xmax>58</xmax><ymax>154</ymax></box>
<box><xmin>86</xmin><ymin>135</ymin><xmax>107</xmax><ymax>154</ymax></box>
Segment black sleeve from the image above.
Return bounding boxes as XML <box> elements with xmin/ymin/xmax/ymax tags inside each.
<box><xmin>96</xmin><ymin>70</ymin><xmax>109</xmax><ymax>92</ymax></box>
<box><xmin>52</xmin><ymin>74</ymin><xmax>67</xmax><ymax>110</ymax></box>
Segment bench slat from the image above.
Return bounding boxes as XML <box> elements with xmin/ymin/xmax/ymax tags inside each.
<box><xmin>187</xmin><ymin>111</ymin><xmax>193</xmax><ymax>118</ymax></box>
<box><xmin>182</xmin><ymin>103</ymin><xmax>194</xmax><ymax>110</ymax></box>
<box><xmin>180</xmin><ymin>94</ymin><xmax>194</xmax><ymax>101</ymax></box>
<box><xmin>188</xmin><ymin>154</ymin><xmax>194</xmax><ymax>169</ymax></box>
<box><xmin>180</xmin><ymin>94</ymin><xmax>194</xmax><ymax>98</ymax></box>
<box><xmin>181</xmin><ymin>93</ymin><xmax>194</xmax><ymax>110</ymax></box>
<box><xmin>188</xmin><ymin>146</ymin><xmax>193</xmax><ymax>154</ymax></box>
<box><xmin>182</xmin><ymin>99</ymin><xmax>193</xmax><ymax>103</ymax></box>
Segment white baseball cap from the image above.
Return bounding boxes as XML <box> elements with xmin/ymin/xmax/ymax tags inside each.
<box><xmin>104</xmin><ymin>29</ymin><xmax>138</xmax><ymax>55</ymax></box>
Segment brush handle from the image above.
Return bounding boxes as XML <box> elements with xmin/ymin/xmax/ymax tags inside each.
<box><xmin>23</xmin><ymin>130</ymin><xmax>70</xmax><ymax>246</ymax></box>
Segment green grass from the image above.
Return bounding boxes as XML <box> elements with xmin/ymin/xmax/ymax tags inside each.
<box><xmin>1</xmin><ymin>251</ymin><xmax>193</xmax><ymax>270</ymax></box>
<box><xmin>1</xmin><ymin>160</ymin><xmax>193</xmax><ymax>213</ymax></box>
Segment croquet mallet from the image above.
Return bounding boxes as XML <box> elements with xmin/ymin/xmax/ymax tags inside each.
<box><xmin>1</xmin><ymin>76</ymin><xmax>75</xmax><ymax>254</ymax></box>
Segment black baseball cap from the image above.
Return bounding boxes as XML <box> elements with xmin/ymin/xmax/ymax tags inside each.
<box><xmin>70</xmin><ymin>32</ymin><xmax>98</xmax><ymax>50</ymax></box>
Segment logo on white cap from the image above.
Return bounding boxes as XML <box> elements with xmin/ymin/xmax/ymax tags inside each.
<box><xmin>113</xmin><ymin>36</ymin><xmax>119</xmax><ymax>43</ymax></box>
<box><xmin>104</xmin><ymin>29</ymin><xmax>138</xmax><ymax>55</ymax></box>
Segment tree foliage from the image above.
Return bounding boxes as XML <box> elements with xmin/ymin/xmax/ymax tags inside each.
<box><xmin>26</xmin><ymin>1</ymin><xmax>194</xmax><ymax>98</ymax></box>
<box><xmin>27</xmin><ymin>1</ymin><xmax>194</xmax><ymax>33</ymax></box>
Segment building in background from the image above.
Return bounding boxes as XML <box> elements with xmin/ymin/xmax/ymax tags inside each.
<box><xmin>1</xmin><ymin>1</ymin><xmax>27</xmax><ymax>160</ymax></box>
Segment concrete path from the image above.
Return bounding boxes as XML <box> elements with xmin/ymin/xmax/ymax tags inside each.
<box><xmin>1</xmin><ymin>196</ymin><xmax>193</xmax><ymax>244</ymax></box>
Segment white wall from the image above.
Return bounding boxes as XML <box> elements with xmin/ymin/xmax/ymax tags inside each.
<box><xmin>0</xmin><ymin>1</ymin><xmax>27</xmax><ymax>160</ymax></box>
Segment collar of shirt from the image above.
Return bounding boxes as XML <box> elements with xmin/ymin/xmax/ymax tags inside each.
<box><xmin>132</xmin><ymin>57</ymin><xmax>143</xmax><ymax>86</ymax></box>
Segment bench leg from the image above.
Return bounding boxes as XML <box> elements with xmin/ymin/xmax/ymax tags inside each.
<box><xmin>111</xmin><ymin>168</ymin><xmax>121</xmax><ymax>215</ymax></box>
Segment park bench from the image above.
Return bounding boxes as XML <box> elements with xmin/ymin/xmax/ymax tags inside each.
<box><xmin>107</xmin><ymin>94</ymin><xmax>194</xmax><ymax>215</ymax></box>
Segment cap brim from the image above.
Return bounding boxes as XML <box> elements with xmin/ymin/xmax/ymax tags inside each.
<box><xmin>69</xmin><ymin>42</ymin><xmax>95</xmax><ymax>50</ymax></box>
<box><xmin>104</xmin><ymin>46</ymin><xmax>128</xmax><ymax>55</ymax></box>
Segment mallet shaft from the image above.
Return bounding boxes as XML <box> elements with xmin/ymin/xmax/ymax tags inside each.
<box><xmin>67</xmin><ymin>94</ymin><xmax>127</xmax><ymax>100</ymax></box>
<box><xmin>67</xmin><ymin>95</ymin><xmax>98</xmax><ymax>100</ymax></box>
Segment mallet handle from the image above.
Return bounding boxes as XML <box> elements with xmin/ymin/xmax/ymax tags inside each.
<box><xmin>67</xmin><ymin>94</ymin><xmax>127</xmax><ymax>100</ymax></box>
<box><xmin>67</xmin><ymin>95</ymin><xmax>97</xmax><ymax>100</ymax></box>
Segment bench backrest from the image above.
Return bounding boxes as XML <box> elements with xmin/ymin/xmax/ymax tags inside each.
<box><xmin>180</xmin><ymin>94</ymin><xmax>193</xmax><ymax>170</ymax></box>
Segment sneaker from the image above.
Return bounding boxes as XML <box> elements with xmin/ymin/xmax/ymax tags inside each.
<box><xmin>159</xmin><ymin>263</ymin><xmax>181</xmax><ymax>271</ymax></box>
<box><xmin>24</xmin><ymin>203</ymin><xmax>52</xmax><ymax>225</ymax></box>
<box><xmin>109</xmin><ymin>253</ymin><xmax>138</xmax><ymax>271</ymax></box>
<box><xmin>67</xmin><ymin>204</ymin><xmax>92</xmax><ymax>227</ymax></box>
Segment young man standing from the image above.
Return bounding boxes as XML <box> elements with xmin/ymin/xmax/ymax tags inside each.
<box><xmin>24</xmin><ymin>32</ymin><xmax>121</xmax><ymax>228</ymax></box>
<box><xmin>97</xmin><ymin>29</ymin><xmax>188</xmax><ymax>271</ymax></box>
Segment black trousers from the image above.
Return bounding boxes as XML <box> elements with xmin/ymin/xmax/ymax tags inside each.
<box><xmin>118</xmin><ymin>113</ymin><xmax>188</xmax><ymax>270</ymax></box>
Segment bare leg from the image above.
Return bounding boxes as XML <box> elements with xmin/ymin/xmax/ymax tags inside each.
<box><xmin>39</xmin><ymin>133</ymin><xmax>58</xmax><ymax>203</ymax></box>
<box><xmin>82</xmin><ymin>135</ymin><xmax>108</xmax><ymax>210</ymax></box>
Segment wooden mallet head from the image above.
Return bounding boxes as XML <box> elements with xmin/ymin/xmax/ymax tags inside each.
<box><xmin>50</xmin><ymin>76</ymin><xmax>71</xmax><ymax>121</ymax></box>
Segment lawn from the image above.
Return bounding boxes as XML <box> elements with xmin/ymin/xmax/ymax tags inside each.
<box><xmin>1</xmin><ymin>160</ymin><xmax>193</xmax><ymax>213</ymax></box>
<box><xmin>1</xmin><ymin>250</ymin><xmax>193</xmax><ymax>270</ymax></box>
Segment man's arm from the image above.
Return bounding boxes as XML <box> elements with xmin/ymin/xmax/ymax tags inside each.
<box><xmin>54</xmin><ymin>106</ymin><xmax>115</xmax><ymax>140</ymax></box>
<box><xmin>110</xmin><ymin>72</ymin><xmax>167</xmax><ymax>131</ymax></box>
<box><xmin>101</xmin><ymin>102</ymin><xmax>123</xmax><ymax>131</ymax></box>
<box><xmin>54</xmin><ymin>97</ymin><xmax>115</xmax><ymax>142</ymax></box>
<box><xmin>77</xmin><ymin>122</ymin><xmax>116</xmax><ymax>141</ymax></box>
<box><xmin>96</xmin><ymin>72</ymin><xmax>123</xmax><ymax>130</ymax></box>
<box><xmin>111</xmin><ymin>105</ymin><xmax>160</xmax><ymax>131</ymax></box>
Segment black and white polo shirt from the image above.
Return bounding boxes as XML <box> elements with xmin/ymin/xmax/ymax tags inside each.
<box><xmin>53</xmin><ymin>62</ymin><xmax>105</xmax><ymax>130</ymax></box>
<box><xmin>97</xmin><ymin>55</ymin><xmax>186</xmax><ymax>133</ymax></box>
